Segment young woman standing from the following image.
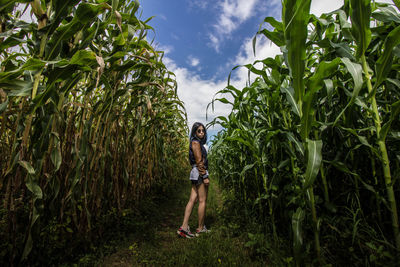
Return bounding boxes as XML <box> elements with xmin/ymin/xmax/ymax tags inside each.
<box><xmin>177</xmin><ymin>122</ymin><xmax>210</xmax><ymax>238</ymax></box>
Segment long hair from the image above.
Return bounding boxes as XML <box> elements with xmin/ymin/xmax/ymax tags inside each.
<box><xmin>190</xmin><ymin>122</ymin><xmax>207</xmax><ymax>145</ymax></box>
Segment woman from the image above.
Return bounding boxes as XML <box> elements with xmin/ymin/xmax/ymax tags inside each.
<box><xmin>177</xmin><ymin>122</ymin><xmax>210</xmax><ymax>238</ymax></box>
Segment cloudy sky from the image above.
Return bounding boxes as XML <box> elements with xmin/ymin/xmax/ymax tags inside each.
<box><xmin>139</xmin><ymin>0</ymin><xmax>393</xmax><ymax>139</ymax></box>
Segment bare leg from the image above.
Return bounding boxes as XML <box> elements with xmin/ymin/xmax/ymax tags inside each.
<box><xmin>197</xmin><ymin>183</ymin><xmax>208</xmax><ymax>230</ymax></box>
<box><xmin>181</xmin><ymin>185</ymin><xmax>198</xmax><ymax>230</ymax></box>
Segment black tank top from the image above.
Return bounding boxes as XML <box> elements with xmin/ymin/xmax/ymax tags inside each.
<box><xmin>189</xmin><ymin>139</ymin><xmax>208</xmax><ymax>169</ymax></box>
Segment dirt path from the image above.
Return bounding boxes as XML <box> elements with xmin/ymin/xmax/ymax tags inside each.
<box><xmin>99</xmin><ymin>181</ymin><xmax>264</xmax><ymax>266</ymax></box>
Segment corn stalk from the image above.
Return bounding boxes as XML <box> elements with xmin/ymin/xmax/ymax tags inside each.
<box><xmin>0</xmin><ymin>0</ymin><xmax>188</xmax><ymax>264</ymax></box>
<box><xmin>209</xmin><ymin>0</ymin><xmax>400</xmax><ymax>265</ymax></box>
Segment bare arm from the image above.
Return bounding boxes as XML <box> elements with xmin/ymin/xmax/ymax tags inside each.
<box><xmin>192</xmin><ymin>141</ymin><xmax>208</xmax><ymax>178</ymax></box>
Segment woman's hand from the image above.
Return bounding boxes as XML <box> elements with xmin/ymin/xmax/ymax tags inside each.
<box><xmin>203</xmin><ymin>178</ymin><xmax>210</xmax><ymax>186</ymax></box>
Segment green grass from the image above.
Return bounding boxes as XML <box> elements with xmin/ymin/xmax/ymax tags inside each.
<box><xmin>96</xmin><ymin>180</ymin><xmax>268</xmax><ymax>266</ymax></box>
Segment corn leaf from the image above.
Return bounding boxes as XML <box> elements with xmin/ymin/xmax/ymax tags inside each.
<box><xmin>350</xmin><ymin>0</ymin><xmax>371</xmax><ymax>59</ymax></box>
<box><xmin>0</xmin><ymin>97</ymin><xmax>8</xmax><ymax>113</ymax></box>
<box><xmin>283</xmin><ymin>0</ymin><xmax>311</xmax><ymax>104</ymax></box>
<box><xmin>303</xmin><ymin>139</ymin><xmax>322</xmax><ymax>189</ymax></box>
<box><xmin>334</xmin><ymin>58</ymin><xmax>363</xmax><ymax>125</ymax></box>
<box><xmin>18</xmin><ymin>160</ymin><xmax>36</xmax><ymax>175</ymax></box>
<box><xmin>375</xmin><ymin>25</ymin><xmax>400</xmax><ymax>88</ymax></box>
<box><xmin>292</xmin><ymin>207</ymin><xmax>305</xmax><ymax>263</ymax></box>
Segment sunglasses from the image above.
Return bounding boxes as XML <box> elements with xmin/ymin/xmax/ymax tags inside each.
<box><xmin>197</xmin><ymin>128</ymin><xmax>205</xmax><ymax>133</ymax></box>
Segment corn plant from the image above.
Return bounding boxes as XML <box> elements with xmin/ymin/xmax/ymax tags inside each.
<box><xmin>0</xmin><ymin>0</ymin><xmax>188</xmax><ymax>264</ymax></box>
<box><xmin>209</xmin><ymin>0</ymin><xmax>400</xmax><ymax>265</ymax></box>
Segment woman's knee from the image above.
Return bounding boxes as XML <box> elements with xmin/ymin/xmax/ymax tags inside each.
<box><xmin>198</xmin><ymin>195</ymin><xmax>207</xmax><ymax>204</ymax></box>
<box><xmin>197</xmin><ymin>185</ymin><xmax>207</xmax><ymax>202</ymax></box>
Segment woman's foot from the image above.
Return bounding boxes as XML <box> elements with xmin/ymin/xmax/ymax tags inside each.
<box><xmin>177</xmin><ymin>227</ymin><xmax>195</xmax><ymax>238</ymax></box>
<box><xmin>195</xmin><ymin>225</ymin><xmax>210</xmax><ymax>237</ymax></box>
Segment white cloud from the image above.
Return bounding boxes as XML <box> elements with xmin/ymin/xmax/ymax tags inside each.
<box><xmin>188</xmin><ymin>56</ymin><xmax>200</xmax><ymax>67</ymax></box>
<box><xmin>225</xmin><ymin>36</ymin><xmax>280</xmax><ymax>91</ymax></box>
<box><xmin>234</xmin><ymin>36</ymin><xmax>280</xmax><ymax>66</ymax></box>
<box><xmin>162</xmin><ymin>33</ymin><xmax>281</xmax><ymax>134</ymax></box>
<box><xmin>375</xmin><ymin>0</ymin><xmax>397</xmax><ymax>4</ymax></box>
<box><xmin>310</xmin><ymin>0</ymin><xmax>343</xmax><ymax>16</ymax></box>
<box><xmin>208</xmin><ymin>33</ymin><xmax>221</xmax><ymax>53</ymax></box>
<box><xmin>310</xmin><ymin>0</ymin><xmax>393</xmax><ymax>17</ymax></box>
<box><xmin>208</xmin><ymin>0</ymin><xmax>268</xmax><ymax>52</ymax></box>
<box><xmin>188</xmin><ymin>0</ymin><xmax>208</xmax><ymax>10</ymax></box>
<box><xmin>163</xmin><ymin>56</ymin><xmax>230</xmax><ymax>131</ymax></box>
<box><xmin>155</xmin><ymin>44</ymin><xmax>174</xmax><ymax>55</ymax></box>
<box><xmin>220</xmin><ymin>0</ymin><xmax>258</xmax><ymax>22</ymax></box>
<box><xmin>171</xmin><ymin>33</ymin><xmax>180</xmax><ymax>40</ymax></box>
<box><xmin>159</xmin><ymin>14</ymin><xmax>167</xmax><ymax>21</ymax></box>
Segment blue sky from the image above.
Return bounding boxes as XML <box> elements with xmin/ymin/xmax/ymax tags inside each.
<box><xmin>139</xmin><ymin>0</ymin><xmax>392</xmax><ymax>141</ymax></box>
<box><xmin>140</xmin><ymin>0</ymin><xmax>280</xmax><ymax>81</ymax></box>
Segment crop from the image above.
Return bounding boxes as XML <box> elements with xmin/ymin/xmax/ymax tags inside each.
<box><xmin>209</xmin><ymin>0</ymin><xmax>400</xmax><ymax>265</ymax></box>
<box><xmin>0</xmin><ymin>0</ymin><xmax>188</xmax><ymax>264</ymax></box>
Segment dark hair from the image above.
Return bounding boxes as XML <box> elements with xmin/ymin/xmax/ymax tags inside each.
<box><xmin>190</xmin><ymin>122</ymin><xmax>207</xmax><ymax>145</ymax></box>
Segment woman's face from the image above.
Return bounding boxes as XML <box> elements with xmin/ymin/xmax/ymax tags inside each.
<box><xmin>196</xmin><ymin>126</ymin><xmax>205</xmax><ymax>139</ymax></box>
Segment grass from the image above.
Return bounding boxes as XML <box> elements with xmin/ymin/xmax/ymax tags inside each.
<box><xmin>96</xmin><ymin>179</ymin><xmax>268</xmax><ymax>266</ymax></box>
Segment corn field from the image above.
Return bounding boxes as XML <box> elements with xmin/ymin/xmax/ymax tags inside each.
<box><xmin>209</xmin><ymin>0</ymin><xmax>400</xmax><ymax>265</ymax></box>
<box><xmin>0</xmin><ymin>0</ymin><xmax>188</xmax><ymax>265</ymax></box>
